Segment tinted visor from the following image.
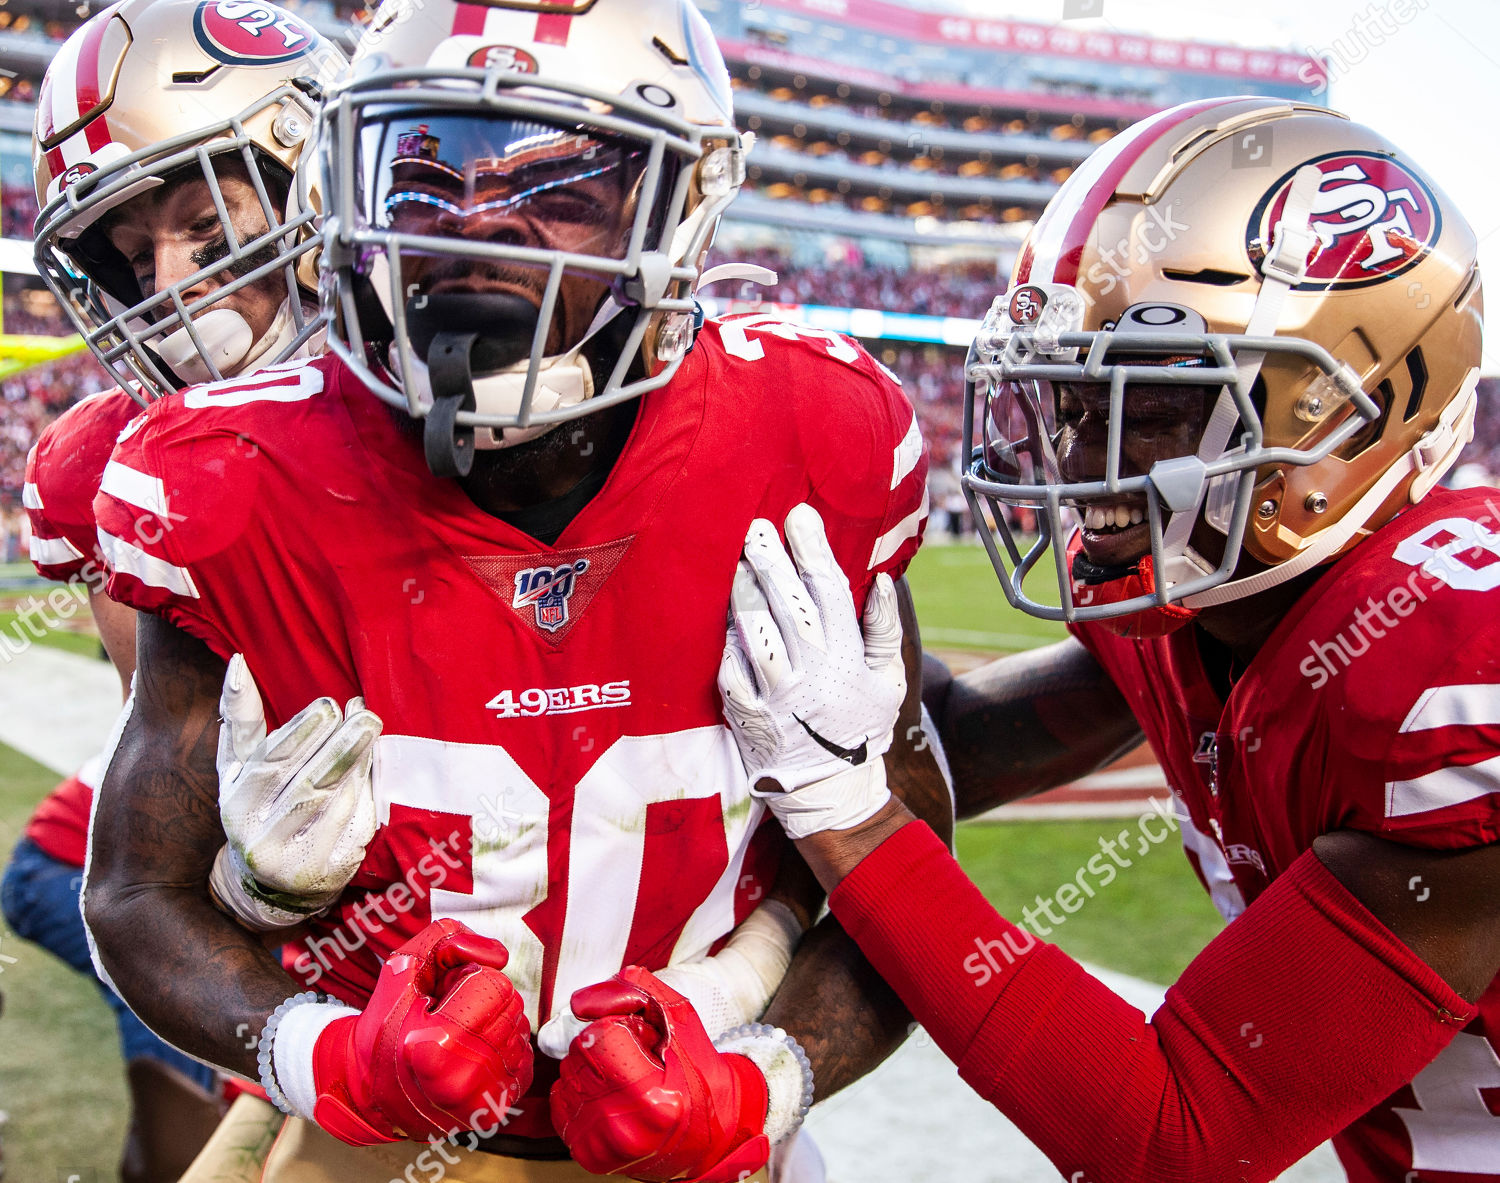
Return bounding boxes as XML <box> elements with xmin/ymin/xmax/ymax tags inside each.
<box><xmin>359</xmin><ymin>108</ymin><xmax>653</xmax><ymax>261</ymax></box>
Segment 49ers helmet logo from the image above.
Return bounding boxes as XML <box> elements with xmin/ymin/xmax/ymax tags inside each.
<box><xmin>1008</xmin><ymin>285</ymin><xmax>1047</xmax><ymax>325</ymax></box>
<box><xmin>1247</xmin><ymin>152</ymin><xmax>1441</xmax><ymax>290</ymax></box>
<box><xmin>466</xmin><ymin>45</ymin><xmax>540</xmax><ymax>74</ymax></box>
<box><xmin>192</xmin><ymin>0</ymin><xmax>319</xmax><ymax>68</ymax></box>
<box><xmin>58</xmin><ymin>161</ymin><xmax>97</xmax><ymax>190</ymax></box>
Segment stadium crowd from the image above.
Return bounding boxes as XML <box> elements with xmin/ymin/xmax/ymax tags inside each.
<box><xmin>2</xmin><ymin>305</ymin><xmax>1498</xmax><ymax>555</ymax></box>
<box><xmin>729</xmin><ymin>248</ymin><xmax>1003</xmax><ymax>318</ymax></box>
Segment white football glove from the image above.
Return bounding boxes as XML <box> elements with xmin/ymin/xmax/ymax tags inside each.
<box><xmin>208</xmin><ymin>653</ymin><xmax>381</xmax><ymax>932</ymax></box>
<box><xmin>535</xmin><ymin>898</ymin><xmax>805</xmax><ymax>1059</ymax></box>
<box><xmin>718</xmin><ymin>504</ymin><xmax>906</xmax><ymax>839</ymax></box>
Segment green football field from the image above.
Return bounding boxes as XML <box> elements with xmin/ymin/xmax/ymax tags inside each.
<box><xmin>902</xmin><ymin>542</ymin><xmax>1070</xmax><ymax>653</ymax></box>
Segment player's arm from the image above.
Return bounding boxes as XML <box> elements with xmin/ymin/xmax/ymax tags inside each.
<box><xmin>87</xmin><ymin>587</ymin><xmax>137</xmax><ymax>698</ymax></box>
<box><xmin>85</xmin><ymin>614</ymin><xmax>533</xmax><ymax>1147</ymax></box>
<box><xmin>725</xmin><ymin>521</ymin><xmax>1498</xmax><ymax>1183</ymax></box>
<box><xmin>929</xmin><ymin>641</ymin><xmax>1144</xmax><ymax>819</ymax></box>
<box><xmin>759</xmin><ymin>575</ymin><xmax>952</xmax><ymax>1096</ymax></box>
<box><xmin>84</xmin><ymin>613</ymin><xmax>294</xmax><ymax>1077</ymax></box>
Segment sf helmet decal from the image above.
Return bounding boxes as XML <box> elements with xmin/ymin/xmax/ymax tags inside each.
<box><xmin>465</xmin><ymin>45</ymin><xmax>540</xmax><ymax>73</ymax></box>
<box><xmin>192</xmin><ymin>0</ymin><xmax>320</xmax><ymax>68</ymax></box>
<box><xmin>1008</xmin><ymin>285</ymin><xmax>1048</xmax><ymax>325</ymax></box>
<box><xmin>58</xmin><ymin>161</ymin><xmax>97</xmax><ymax>190</ymax></box>
<box><xmin>1247</xmin><ymin>151</ymin><xmax>1441</xmax><ymax>291</ymax></box>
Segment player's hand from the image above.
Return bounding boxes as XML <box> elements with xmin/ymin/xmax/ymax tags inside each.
<box><xmin>551</xmin><ymin>966</ymin><xmax>770</xmax><ymax>1182</ymax></box>
<box><xmin>209</xmin><ymin>653</ymin><xmax>381</xmax><ymax>931</ymax></box>
<box><xmin>719</xmin><ymin>504</ymin><xmax>905</xmax><ymax>838</ymax></box>
<box><xmin>274</xmin><ymin>918</ymin><xmax>533</xmax><ymax>1146</ymax></box>
<box><xmin>536</xmin><ymin>900</ymin><xmax>805</xmax><ymax>1058</ymax></box>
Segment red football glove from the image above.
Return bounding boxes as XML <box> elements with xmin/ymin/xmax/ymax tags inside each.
<box><xmin>304</xmin><ymin>918</ymin><xmax>534</xmax><ymax>1145</ymax></box>
<box><xmin>550</xmin><ymin>966</ymin><xmax>770</xmax><ymax>1182</ymax></box>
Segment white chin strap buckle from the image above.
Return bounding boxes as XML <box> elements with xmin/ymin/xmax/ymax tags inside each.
<box><xmin>156</xmin><ymin>307</ymin><xmax>253</xmax><ymax>384</ymax></box>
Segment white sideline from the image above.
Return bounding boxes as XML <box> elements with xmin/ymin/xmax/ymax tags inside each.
<box><xmin>0</xmin><ymin>643</ymin><xmax>120</xmax><ymax>777</ymax></box>
<box><xmin>0</xmin><ymin>643</ymin><xmax>1346</xmax><ymax>1181</ymax></box>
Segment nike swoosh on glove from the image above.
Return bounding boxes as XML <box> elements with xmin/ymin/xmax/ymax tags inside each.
<box><xmin>209</xmin><ymin>653</ymin><xmax>381</xmax><ymax>931</ymax></box>
<box><xmin>718</xmin><ymin>504</ymin><xmax>905</xmax><ymax>838</ymax></box>
<box><xmin>272</xmin><ymin>918</ymin><xmax>534</xmax><ymax>1146</ymax></box>
<box><xmin>550</xmin><ymin>966</ymin><xmax>770</xmax><ymax>1182</ymax></box>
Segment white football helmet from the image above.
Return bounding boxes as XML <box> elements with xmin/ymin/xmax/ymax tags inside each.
<box><xmin>318</xmin><ymin>0</ymin><xmax>748</xmax><ymax>474</ymax></box>
<box><xmin>32</xmin><ymin>0</ymin><xmax>346</xmax><ymax>402</ymax></box>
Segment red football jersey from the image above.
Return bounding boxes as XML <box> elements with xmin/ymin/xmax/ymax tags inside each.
<box><xmin>1073</xmin><ymin>485</ymin><xmax>1500</xmax><ymax>1183</ymax></box>
<box><xmin>23</xmin><ymin>387</ymin><xmax>141</xmax><ymax>583</ymax></box>
<box><xmin>95</xmin><ymin>315</ymin><xmax>927</xmax><ymax>1128</ymax></box>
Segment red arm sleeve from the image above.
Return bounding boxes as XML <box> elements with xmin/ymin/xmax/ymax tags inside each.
<box><xmin>829</xmin><ymin>820</ymin><xmax>1475</xmax><ymax>1183</ymax></box>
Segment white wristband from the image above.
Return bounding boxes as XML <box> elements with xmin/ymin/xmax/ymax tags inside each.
<box><xmin>715</xmin><ymin>1023</ymin><xmax>814</xmax><ymax>1145</ymax></box>
<box><xmin>265</xmin><ymin>997</ymin><xmax>358</xmax><ymax>1120</ymax></box>
<box><xmin>754</xmin><ymin>762</ymin><xmax>891</xmax><ymax>840</ymax></box>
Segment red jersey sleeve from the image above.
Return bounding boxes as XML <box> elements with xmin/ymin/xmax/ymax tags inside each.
<box><xmin>831</xmin><ymin>820</ymin><xmax>1473</xmax><ymax>1183</ymax></box>
<box><xmin>805</xmin><ymin>347</ymin><xmax>928</xmax><ymax>604</ymax></box>
<box><xmin>93</xmin><ymin>361</ymin><xmax>328</xmax><ymax>658</ymax></box>
<box><xmin>23</xmin><ymin>389</ymin><xmax>141</xmax><ymax>584</ymax></box>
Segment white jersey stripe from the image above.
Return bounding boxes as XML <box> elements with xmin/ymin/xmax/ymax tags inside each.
<box><xmin>869</xmin><ymin>485</ymin><xmax>930</xmax><ymax>570</ymax></box>
<box><xmin>1387</xmin><ymin>754</ymin><xmax>1500</xmax><ymax>819</ymax></box>
<box><xmin>29</xmin><ymin>533</ymin><xmax>84</xmax><ymax>566</ymax></box>
<box><xmin>891</xmin><ymin>414</ymin><xmax>923</xmax><ymax>491</ymax></box>
<box><xmin>100</xmin><ymin>460</ymin><xmax>169</xmax><ymax>518</ymax></box>
<box><xmin>21</xmin><ymin>481</ymin><xmax>43</xmax><ymax>511</ymax></box>
<box><xmin>1398</xmin><ymin>684</ymin><xmax>1500</xmax><ymax>733</ymax></box>
<box><xmin>96</xmin><ymin>529</ymin><xmax>199</xmax><ymax>599</ymax></box>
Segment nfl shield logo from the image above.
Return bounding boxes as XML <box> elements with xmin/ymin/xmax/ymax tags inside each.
<box><xmin>513</xmin><ymin>559</ymin><xmax>590</xmax><ymax>634</ymax></box>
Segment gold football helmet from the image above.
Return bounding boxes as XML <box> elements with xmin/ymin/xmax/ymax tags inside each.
<box><xmin>32</xmin><ymin>0</ymin><xmax>347</xmax><ymax>402</ymax></box>
<box><xmin>319</xmin><ymin>0</ymin><xmax>749</xmax><ymax>474</ymax></box>
<box><xmin>963</xmin><ymin>97</ymin><xmax>1483</xmax><ymax>632</ymax></box>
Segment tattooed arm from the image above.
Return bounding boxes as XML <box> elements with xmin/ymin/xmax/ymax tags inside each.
<box><xmin>925</xmin><ymin>639</ymin><xmax>1144</xmax><ymax>820</ymax></box>
<box><xmin>84</xmin><ymin>614</ymin><xmax>297</xmax><ymax>1077</ymax></box>
<box><xmin>761</xmin><ymin>579</ymin><xmax>955</xmax><ymax>1097</ymax></box>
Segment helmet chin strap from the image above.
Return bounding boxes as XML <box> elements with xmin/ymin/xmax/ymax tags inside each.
<box><xmin>155</xmin><ymin>296</ymin><xmax>319</xmax><ymax>387</ymax></box>
<box><xmin>1154</xmin><ymin>162</ymin><xmax>1323</xmax><ymax>595</ymax></box>
<box><xmin>1182</xmin><ymin>368</ymin><xmax>1480</xmax><ymax>609</ymax></box>
<box><xmin>402</xmin><ymin>295</ymin><xmax>627</xmax><ymax>476</ymax></box>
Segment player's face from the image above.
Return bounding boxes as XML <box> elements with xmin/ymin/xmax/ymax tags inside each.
<box><xmin>368</xmin><ymin>114</ymin><xmax>648</xmax><ymax>355</ymax></box>
<box><xmin>1055</xmin><ymin>378</ymin><xmax>1214</xmax><ymax>568</ymax></box>
<box><xmin>100</xmin><ymin>158</ymin><xmax>287</xmax><ymax>343</ymax></box>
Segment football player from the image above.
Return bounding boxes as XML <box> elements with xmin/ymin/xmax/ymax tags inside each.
<box><xmin>712</xmin><ymin>98</ymin><xmax>1500</xmax><ymax>1183</ymax></box>
<box><xmin>6</xmin><ymin>2</ymin><xmax>354</xmax><ymax>1178</ymax></box>
<box><xmin>83</xmin><ymin>1</ymin><xmax>951</xmax><ymax>1180</ymax></box>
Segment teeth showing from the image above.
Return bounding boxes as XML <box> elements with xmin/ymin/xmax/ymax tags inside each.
<box><xmin>1084</xmin><ymin>505</ymin><xmax>1146</xmax><ymax>532</ymax></box>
